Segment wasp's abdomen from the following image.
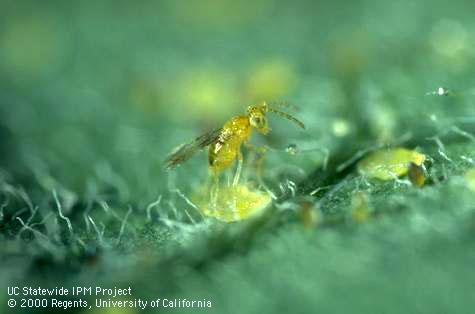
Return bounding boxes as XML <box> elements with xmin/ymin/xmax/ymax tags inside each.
<box><xmin>208</xmin><ymin>116</ymin><xmax>251</xmax><ymax>174</ymax></box>
<box><xmin>208</xmin><ymin>141</ymin><xmax>236</xmax><ymax>172</ymax></box>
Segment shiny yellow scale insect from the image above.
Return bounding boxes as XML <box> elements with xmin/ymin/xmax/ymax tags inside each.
<box><xmin>165</xmin><ymin>101</ymin><xmax>305</xmax><ymax>186</ymax></box>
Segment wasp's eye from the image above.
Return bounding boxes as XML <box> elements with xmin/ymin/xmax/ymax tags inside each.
<box><xmin>251</xmin><ymin>115</ymin><xmax>267</xmax><ymax>131</ymax></box>
<box><xmin>252</xmin><ymin>116</ymin><xmax>264</xmax><ymax>127</ymax></box>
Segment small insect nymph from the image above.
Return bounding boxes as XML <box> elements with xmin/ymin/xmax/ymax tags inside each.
<box><xmin>165</xmin><ymin>101</ymin><xmax>305</xmax><ymax>187</ymax></box>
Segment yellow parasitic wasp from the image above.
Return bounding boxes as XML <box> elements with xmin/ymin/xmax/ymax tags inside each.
<box><xmin>165</xmin><ymin>101</ymin><xmax>305</xmax><ymax>191</ymax></box>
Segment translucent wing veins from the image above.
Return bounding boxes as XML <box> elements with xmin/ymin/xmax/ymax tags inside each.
<box><xmin>164</xmin><ymin>128</ymin><xmax>222</xmax><ymax>169</ymax></box>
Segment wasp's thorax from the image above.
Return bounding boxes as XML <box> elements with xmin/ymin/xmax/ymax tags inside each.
<box><xmin>247</xmin><ymin>103</ymin><xmax>269</xmax><ymax>134</ymax></box>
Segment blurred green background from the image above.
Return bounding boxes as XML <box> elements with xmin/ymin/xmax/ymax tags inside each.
<box><xmin>2</xmin><ymin>0</ymin><xmax>475</xmax><ymax>313</ymax></box>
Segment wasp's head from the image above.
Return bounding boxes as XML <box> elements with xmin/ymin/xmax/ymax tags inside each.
<box><xmin>247</xmin><ymin>102</ymin><xmax>269</xmax><ymax>134</ymax></box>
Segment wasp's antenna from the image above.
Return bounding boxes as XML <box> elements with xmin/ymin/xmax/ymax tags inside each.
<box><xmin>268</xmin><ymin>107</ymin><xmax>306</xmax><ymax>129</ymax></box>
<box><xmin>267</xmin><ymin>101</ymin><xmax>299</xmax><ymax>111</ymax></box>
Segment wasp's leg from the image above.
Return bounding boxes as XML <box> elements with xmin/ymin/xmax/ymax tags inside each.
<box><xmin>243</xmin><ymin>142</ymin><xmax>265</xmax><ymax>177</ymax></box>
<box><xmin>232</xmin><ymin>149</ymin><xmax>243</xmax><ymax>186</ymax></box>
<box><xmin>245</xmin><ymin>143</ymin><xmax>277</xmax><ymax>199</ymax></box>
<box><xmin>244</xmin><ymin>142</ymin><xmax>268</xmax><ymax>180</ymax></box>
<box><xmin>244</xmin><ymin>142</ymin><xmax>268</xmax><ymax>155</ymax></box>
<box><xmin>256</xmin><ymin>151</ymin><xmax>276</xmax><ymax>198</ymax></box>
<box><xmin>210</xmin><ymin>171</ymin><xmax>220</xmax><ymax>211</ymax></box>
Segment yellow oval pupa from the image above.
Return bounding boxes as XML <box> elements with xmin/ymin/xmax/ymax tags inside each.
<box><xmin>464</xmin><ymin>168</ymin><xmax>475</xmax><ymax>192</ymax></box>
<box><xmin>194</xmin><ymin>184</ymin><xmax>271</xmax><ymax>223</ymax></box>
<box><xmin>358</xmin><ymin>148</ymin><xmax>426</xmax><ymax>180</ymax></box>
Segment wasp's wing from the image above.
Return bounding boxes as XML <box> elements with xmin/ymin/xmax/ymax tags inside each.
<box><xmin>164</xmin><ymin>128</ymin><xmax>223</xmax><ymax>169</ymax></box>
